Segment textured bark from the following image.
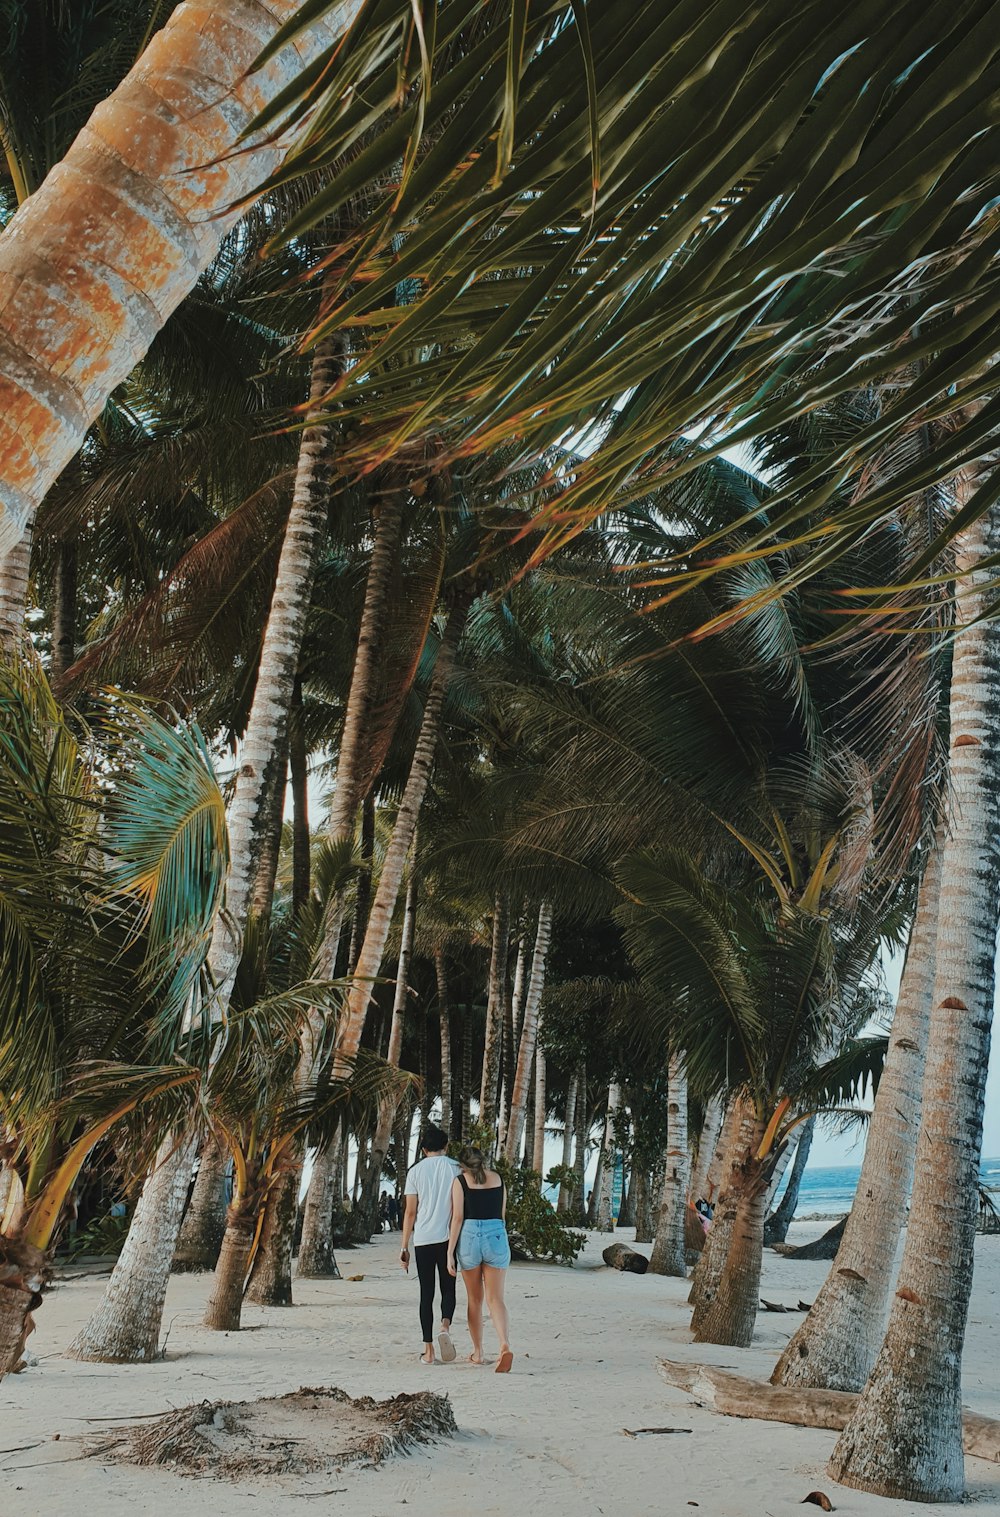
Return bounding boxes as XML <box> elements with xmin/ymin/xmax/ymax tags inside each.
<box><xmin>435</xmin><ymin>947</ymin><xmax>452</xmax><ymax>1135</ymax></box>
<box><xmin>480</xmin><ymin>893</ymin><xmax>508</xmax><ymax>1131</ymax></box>
<box><xmin>557</xmin><ymin>1070</ymin><xmax>579</xmax><ymax>1212</ymax></box>
<box><xmin>764</xmin><ymin>1118</ymin><xmax>814</xmax><ymax>1247</ymax></box>
<box><xmin>504</xmin><ymin>902</ymin><xmax>554</xmax><ymax>1162</ymax></box>
<box><xmin>50</xmin><ymin>538</ymin><xmax>78</xmax><ymax>682</ymax></box>
<box><xmin>773</xmin><ymin>838</ymin><xmax>942</xmax><ymax>1390</ymax></box>
<box><xmin>595</xmin><ymin>1082</ymin><xmax>622</xmax><ymax>1232</ymax></box>
<box><xmin>702</xmin><ymin>1097</ymin><xmax>740</xmax><ymax>1206</ymax></box>
<box><xmin>460</xmin><ymin>1001</ymin><xmax>472</xmax><ymax>1140</ymax></box>
<box><xmin>0</xmin><ymin>531</ymin><xmax>31</xmax><ymax>649</ymax></box>
<box><xmin>763</xmin><ymin>1135</ymin><xmax>795</xmax><ymax>1212</ymax></box>
<box><xmin>691</xmin><ymin>1116</ymin><xmax>769</xmax><ymax>1347</ymax></box>
<box><xmin>289</xmin><ymin>674</ymin><xmax>311</xmax><ymax>915</ymax></box>
<box><xmin>0</xmin><ymin>0</ymin><xmax>360</xmax><ymax>564</ymax></box>
<box><xmin>359</xmin><ymin>854</ymin><xmax>417</xmax><ymax>1217</ymax></box>
<box><xmin>0</xmin><ymin>1236</ymin><xmax>47</xmax><ymax>1379</ymax></box>
<box><xmin>296</xmin><ymin>1128</ymin><xmax>343</xmax><ymax>1279</ymax></box>
<box><xmin>649</xmin><ymin>1054</ymin><xmax>690</xmax><ymax>1276</ymax></box>
<box><xmin>334</xmin><ymin>599</ymin><xmax>470</xmax><ymax>1074</ymax></box>
<box><xmin>248</xmin><ymin>737</ymin><xmax>288</xmax><ymax>926</ymax></box>
<box><xmin>172</xmin><ymin>1136</ymin><xmax>229</xmax><ymax>1273</ymax></box>
<box><xmin>500</xmin><ymin>933</ymin><xmax>525</xmax><ymax>1133</ymax></box>
<box><xmin>67</xmin><ymin>1134</ymin><xmax>196</xmax><ymax>1362</ymax></box>
<box><xmin>830</xmin><ymin>504</ymin><xmax>1000</xmax><ymax>1503</ymax></box>
<box><xmin>688</xmin><ymin>1097</ymin><xmax>755</xmax><ymax>1313</ymax></box>
<box><xmin>633</xmin><ymin>1168</ymin><xmax>655</xmax><ymax>1244</ymax></box>
<box><xmin>245</xmin><ymin>1165</ymin><xmax>297</xmax><ymax>1307</ymax></box>
<box><xmin>532</xmin><ymin>1048</ymin><xmax>547</xmax><ymax>1177</ymax></box>
<box><xmin>203</xmin><ymin>1204</ymin><xmax>256</xmax><ymax>1332</ymax></box>
<box><xmin>690</xmin><ymin>1095</ymin><xmax>725</xmax><ymax>1204</ymax></box>
<box><xmin>573</xmin><ymin>1063</ymin><xmax>588</xmax><ymax>1212</ymax></box>
<box><xmin>70</xmin><ymin>332</ymin><xmax>341</xmax><ymax>1362</ymax></box>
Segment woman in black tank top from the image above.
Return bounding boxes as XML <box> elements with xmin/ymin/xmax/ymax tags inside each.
<box><xmin>447</xmin><ymin>1145</ymin><xmax>514</xmax><ymax>1371</ymax></box>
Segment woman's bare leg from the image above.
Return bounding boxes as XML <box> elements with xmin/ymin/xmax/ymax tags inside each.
<box><xmin>463</xmin><ymin>1268</ymin><xmax>485</xmax><ymax>1362</ymax></box>
<box><xmin>482</xmin><ymin>1265</ymin><xmax>511</xmax><ymax>1364</ymax></box>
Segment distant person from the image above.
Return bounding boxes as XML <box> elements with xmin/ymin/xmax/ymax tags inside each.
<box><xmin>386</xmin><ymin>1191</ymin><xmax>401</xmax><ymax>1229</ymax></box>
<box><xmin>401</xmin><ymin>1125</ymin><xmax>460</xmax><ymax>1364</ymax></box>
<box><xmin>447</xmin><ymin>1145</ymin><xmax>513</xmax><ymax>1372</ymax></box>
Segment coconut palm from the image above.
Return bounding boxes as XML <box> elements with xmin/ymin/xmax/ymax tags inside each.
<box><xmin>829</xmin><ymin>501</ymin><xmax>1000</xmax><ymax>1503</ymax></box>
<box><xmin>0</xmin><ymin>652</ymin><xmax>227</xmax><ymax>1375</ymax></box>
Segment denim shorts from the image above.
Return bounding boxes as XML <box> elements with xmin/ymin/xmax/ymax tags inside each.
<box><xmin>456</xmin><ymin>1218</ymin><xmax>511</xmax><ymax>1270</ymax></box>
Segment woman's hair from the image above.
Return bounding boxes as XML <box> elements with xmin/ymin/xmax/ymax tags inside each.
<box><xmin>458</xmin><ymin>1145</ymin><xmax>490</xmax><ymax>1185</ymax></box>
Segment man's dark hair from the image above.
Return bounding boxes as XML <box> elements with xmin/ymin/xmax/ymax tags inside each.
<box><xmin>420</xmin><ymin>1124</ymin><xmax>449</xmax><ymax>1153</ymax></box>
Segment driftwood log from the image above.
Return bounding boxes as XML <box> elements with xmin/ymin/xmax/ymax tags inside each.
<box><xmin>657</xmin><ymin>1359</ymin><xmax>1000</xmax><ymax>1463</ymax></box>
<box><xmin>603</xmin><ymin>1243</ymin><xmax>649</xmax><ymax>1274</ymax></box>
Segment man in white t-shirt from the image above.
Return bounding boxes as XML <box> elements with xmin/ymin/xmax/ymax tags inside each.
<box><xmin>401</xmin><ymin>1124</ymin><xmax>460</xmax><ymax>1364</ymax></box>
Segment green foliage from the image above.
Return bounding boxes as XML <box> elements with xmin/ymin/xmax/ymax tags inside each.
<box><xmin>61</xmin><ymin>1209</ymin><xmax>130</xmax><ymax>1261</ymax></box>
<box><xmin>495</xmin><ymin>1157</ymin><xmax>586</xmax><ymax>1266</ymax></box>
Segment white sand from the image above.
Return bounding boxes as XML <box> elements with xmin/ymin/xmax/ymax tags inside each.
<box><xmin>4</xmin><ymin>1221</ymin><xmax>1000</xmax><ymax>1516</ymax></box>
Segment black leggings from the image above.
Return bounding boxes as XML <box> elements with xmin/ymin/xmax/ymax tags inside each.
<box><xmin>414</xmin><ymin>1241</ymin><xmax>456</xmax><ymax>1343</ymax></box>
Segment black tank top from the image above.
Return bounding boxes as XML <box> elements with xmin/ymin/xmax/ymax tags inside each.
<box><xmin>459</xmin><ymin>1173</ymin><xmax>504</xmax><ymax>1220</ymax></box>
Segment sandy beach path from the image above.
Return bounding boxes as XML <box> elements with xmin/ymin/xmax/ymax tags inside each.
<box><xmin>4</xmin><ymin>1223</ymin><xmax>1000</xmax><ymax>1516</ymax></box>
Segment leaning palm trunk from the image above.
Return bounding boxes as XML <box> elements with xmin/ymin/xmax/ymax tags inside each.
<box><xmin>649</xmin><ymin>1054</ymin><xmax>690</xmax><ymax>1276</ymax></box>
<box><xmin>480</xmin><ymin>894</ymin><xmax>509</xmax><ymax>1131</ymax></box>
<box><xmin>172</xmin><ymin>1136</ymin><xmax>230</xmax><ymax>1273</ymax></box>
<box><xmin>594</xmin><ymin>1083</ymin><xmax>622</xmax><ymax>1231</ymax></box>
<box><xmin>68</xmin><ymin>335</ymin><xmax>341</xmax><ymax>1364</ymax></box>
<box><xmin>359</xmin><ymin>857</ymin><xmax>418</xmax><ymax>1217</ymax></box>
<box><xmin>503</xmin><ymin>903</ymin><xmax>554</xmax><ymax>1162</ymax></box>
<box><xmin>204</xmin><ymin>1171</ymin><xmax>265</xmax><ymax>1332</ymax></box>
<box><xmin>0</xmin><ymin>534</ymin><xmax>31</xmax><ymax>648</ymax></box>
<box><xmin>298</xmin><ymin>601</ymin><xmax>468</xmax><ymax>1274</ymax></box>
<box><xmin>689</xmin><ymin>1094</ymin><xmax>725</xmax><ymax>1205</ymax></box>
<box><xmin>0</xmin><ymin>0</ymin><xmax>359</xmax><ymax>569</ymax></box>
<box><xmin>773</xmin><ymin>838</ymin><xmax>942</xmax><ymax>1388</ymax></box>
<box><xmin>688</xmin><ymin>1096</ymin><xmax>755</xmax><ymax>1315</ymax></box>
<box><xmin>65</xmin><ymin>1134</ymin><xmax>197</xmax><ymax>1363</ymax></box>
<box><xmin>245</xmin><ymin>1166</ymin><xmax>298</xmax><ymax>1307</ymax></box>
<box><xmin>830</xmin><ymin>504</ymin><xmax>1000</xmax><ymax>1503</ymax></box>
<box><xmin>764</xmin><ymin>1117</ymin><xmax>814</xmax><ymax>1246</ymax></box>
<box><xmin>701</xmin><ymin>1096</ymin><xmax>738</xmax><ymax>1207</ymax></box>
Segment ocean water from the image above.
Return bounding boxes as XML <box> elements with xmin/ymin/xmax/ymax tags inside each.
<box><xmin>789</xmin><ymin>1157</ymin><xmax>1000</xmax><ymax>1218</ymax></box>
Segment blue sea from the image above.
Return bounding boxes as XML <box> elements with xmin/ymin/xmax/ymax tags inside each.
<box><xmin>788</xmin><ymin>1157</ymin><xmax>1000</xmax><ymax>1218</ymax></box>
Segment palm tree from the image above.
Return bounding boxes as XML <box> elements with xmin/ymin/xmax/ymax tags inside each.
<box><xmin>0</xmin><ymin>653</ymin><xmax>227</xmax><ymax>1376</ymax></box>
<box><xmin>648</xmin><ymin>1053</ymin><xmax>690</xmax><ymax>1277</ymax></box>
<box><xmin>829</xmin><ymin>500</ymin><xmax>1000</xmax><ymax>1503</ymax></box>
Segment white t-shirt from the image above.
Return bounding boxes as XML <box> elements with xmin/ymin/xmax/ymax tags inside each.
<box><xmin>404</xmin><ymin>1154</ymin><xmax>460</xmax><ymax>1246</ymax></box>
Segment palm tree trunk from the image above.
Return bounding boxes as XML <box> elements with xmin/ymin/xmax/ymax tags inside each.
<box><xmin>764</xmin><ymin>1117</ymin><xmax>814</xmax><ymax>1246</ymax></box>
<box><xmin>633</xmin><ymin>1168</ymin><xmax>655</xmax><ymax>1243</ymax></box>
<box><xmin>50</xmin><ymin>538</ymin><xmax>77</xmax><ymax>682</ymax></box>
<box><xmin>480</xmin><ymin>893</ymin><xmax>509</xmax><ymax>1132</ymax></box>
<box><xmin>557</xmin><ymin>1070</ymin><xmax>579</xmax><ymax>1212</ymax></box>
<box><xmin>0</xmin><ymin>0</ymin><xmax>358</xmax><ymax>568</ymax></box>
<box><xmin>649</xmin><ymin>1054</ymin><xmax>690</xmax><ymax>1276</ymax></box>
<box><xmin>296</xmin><ymin>1126</ymin><xmax>343</xmax><ymax>1279</ymax></box>
<box><xmin>436</xmin><ymin>947</ymin><xmax>452</xmax><ymax>1135</ymax></box>
<box><xmin>245</xmin><ymin>1165</ymin><xmax>298</xmax><ymax>1307</ymax></box>
<box><xmin>688</xmin><ymin>1096</ymin><xmax>755</xmax><ymax>1312</ymax></box>
<box><xmin>573</xmin><ymin>1064</ymin><xmax>588</xmax><ymax>1212</ymax></box>
<box><xmin>248</xmin><ymin>737</ymin><xmax>289</xmax><ymax>926</ymax></box>
<box><xmin>68</xmin><ymin>330</ymin><xmax>342</xmax><ymax>1362</ymax></box>
<box><xmin>689</xmin><ymin>1094</ymin><xmax>725</xmax><ymax>1204</ymax></box>
<box><xmin>0</xmin><ymin>533</ymin><xmax>31</xmax><ymax>648</ymax></box>
<box><xmin>67</xmin><ymin>1133</ymin><xmax>196</xmax><ymax>1362</ymax></box>
<box><xmin>359</xmin><ymin>852</ymin><xmax>417</xmax><ymax>1217</ymax></box>
<box><xmin>0</xmin><ymin>1236</ymin><xmax>47</xmax><ymax>1377</ymax></box>
<box><xmin>172</xmin><ymin>1136</ymin><xmax>229</xmax><ymax>1273</ymax></box>
<box><xmin>532</xmin><ymin>1049</ymin><xmax>547</xmax><ymax>1177</ymax></box>
<box><xmin>203</xmin><ymin>1191</ymin><xmax>259</xmax><ymax>1332</ymax></box>
<box><xmin>691</xmin><ymin>1133</ymin><xmax>769</xmax><ymax>1348</ymax></box>
<box><xmin>595</xmin><ymin>1083</ymin><xmax>622</xmax><ymax>1231</ymax></box>
<box><xmin>773</xmin><ymin>836</ymin><xmax>942</xmax><ymax>1390</ymax></box>
<box><xmin>332</xmin><ymin>599</ymin><xmax>470</xmax><ymax>1074</ymax></box>
<box><xmin>701</xmin><ymin>1096</ymin><xmax>737</xmax><ymax>1206</ymax></box>
<box><xmin>460</xmin><ymin>1004</ymin><xmax>472</xmax><ymax>1140</ymax></box>
<box><xmin>504</xmin><ymin>902</ymin><xmax>554</xmax><ymax>1162</ymax></box>
<box><xmin>829</xmin><ymin>506</ymin><xmax>1000</xmax><ymax>1503</ymax></box>
<box><xmin>289</xmin><ymin>673</ymin><xmax>311</xmax><ymax>914</ymax></box>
